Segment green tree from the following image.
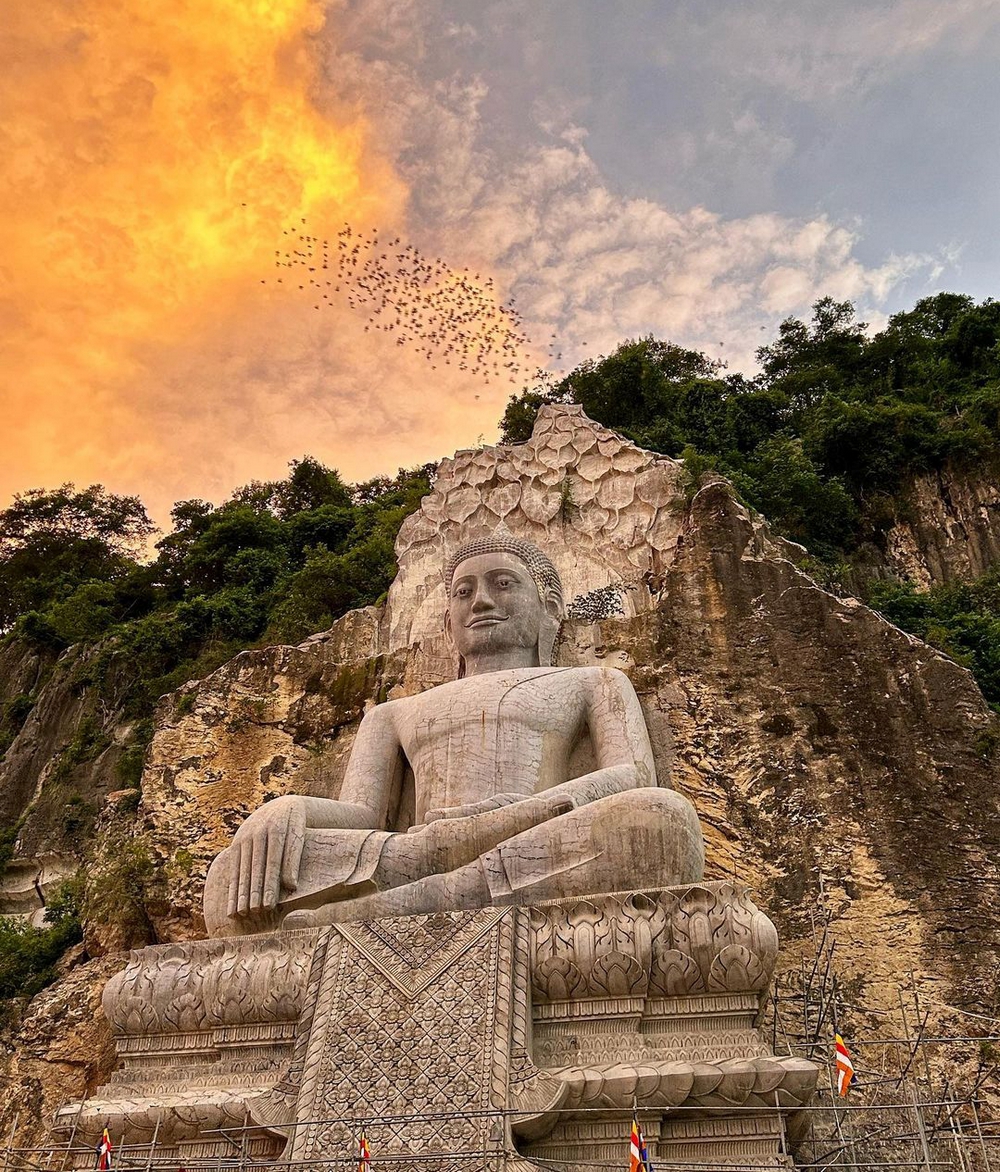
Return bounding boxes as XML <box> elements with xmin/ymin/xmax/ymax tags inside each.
<box><xmin>735</xmin><ymin>436</ymin><xmax>857</xmax><ymax>553</ymax></box>
<box><xmin>0</xmin><ymin>485</ymin><xmax>155</xmax><ymax>632</ymax></box>
<box><xmin>756</xmin><ymin>297</ymin><xmax>868</xmax><ymax>394</ymax></box>
<box><xmin>500</xmin><ymin>337</ymin><xmax>722</xmax><ymax>447</ymax></box>
<box><xmin>273</xmin><ymin>456</ymin><xmax>352</xmax><ymax>518</ymax></box>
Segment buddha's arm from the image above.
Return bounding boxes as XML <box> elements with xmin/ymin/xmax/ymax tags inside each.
<box><xmin>538</xmin><ymin>667</ymin><xmax>656</xmax><ymax>805</ymax></box>
<box><xmin>227</xmin><ymin>704</ymin><xmax>403</xmax><ymax>916</ymax></box>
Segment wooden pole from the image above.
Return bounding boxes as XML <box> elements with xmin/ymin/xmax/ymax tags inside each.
<box><xmin>58</xmin><ymin>1103</ymin><xmax>83</xmax><ymax>1172</ymax></box>
<box><xmin>971</xmin><ymin>1099</ymin><xmax>990</xmax><ymax>1172</ymax></box>
<box><xmin>2</xmin><ymin>1112</ymin><xmax>19</xmax><ymax>1172</ymax></box>
<box><xmin>911</xmin><ymin>1083</ymin><xmax>934</xmax><ymax>1172</ymax></box>
<box><xmin>239</xmin><ymin>1106</ymin><xmax>250</xmax><ymax>1169</ymax></box>
<box><xmin>145</xmin><ymin>1117</ymin><xmax>160</xmax><ymax>1172</ymax></box>
<box><xmin>947</xmin><ymin>1093</ymin><xmax>968</xmax><ymax>1172</ymax></box>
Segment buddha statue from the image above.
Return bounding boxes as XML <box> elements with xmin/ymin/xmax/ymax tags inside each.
<box><xmin>203</xmin><ymin>531</ymin><xmax>704</xmax><ymax>936</ymax></box>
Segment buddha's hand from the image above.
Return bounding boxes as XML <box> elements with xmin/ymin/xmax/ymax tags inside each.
<box><xmin>227</xmin><ymin>795</ymin><xmax>306</xmax><ymax>918</ymax></box>
<box><xmin>419</xmin><ymin>790</ymin><xmax>574</xmax><ymax>827</ymax></box>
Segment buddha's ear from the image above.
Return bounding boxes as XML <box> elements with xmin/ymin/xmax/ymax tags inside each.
<box><xmin>444</xmin><ymin>609</ymin><xmax>465</xmax><ymax>679</ymax></box>
<box><xmin>538</xmin><ymin>589</ymin><xmax>564</xmax><ymax>667</ymax></box>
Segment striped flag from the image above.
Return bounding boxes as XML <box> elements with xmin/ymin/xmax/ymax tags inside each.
<box><xmin>357</xmin><ymin>1126</ymin><xmax>371</xmax><ymax>1172</ymax></box>
<box><xmin>629</xmin><ymin>1111</ymin><xmax>652</xmax><ymax>1172</ymax></box>
<box><xmin>835</xmin><ymin>1033</ymin><xmax>855</xmax><ymax>1097</ymax></box>
<box><xmin>96</xmin><ymin>1127</ymin><xmax>113</xmax><ymax>1170</ymax></box>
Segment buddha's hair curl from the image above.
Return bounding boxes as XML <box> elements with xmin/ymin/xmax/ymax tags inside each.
<box><xmin>444</xmin><ymin>530</ymin><xmax>564</xmax><ymax>612</ymax></box>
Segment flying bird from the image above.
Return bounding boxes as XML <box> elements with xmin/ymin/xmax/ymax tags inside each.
<box><xmin>261</xmin><ymin>218</ymin><xmax>557</xmax><ymax>390</ymax></box>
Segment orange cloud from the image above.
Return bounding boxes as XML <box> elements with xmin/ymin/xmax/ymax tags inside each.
<box><xmin>0</xmin><ymin>0</ymin><xmax>416</xmax><ymax>522</ymax></box>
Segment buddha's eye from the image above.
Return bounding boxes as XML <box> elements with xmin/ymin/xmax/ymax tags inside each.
<box><xmin>454</xmin><ymin>585</ymin><xmax>472</xmax><ymax>598</ymax></box>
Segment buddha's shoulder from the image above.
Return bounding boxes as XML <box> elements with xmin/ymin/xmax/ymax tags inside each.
<box><xmin>381</xmin><ymin>666</ymin><xmax>633</xmax><ymax>706</ymax></box>
<box><xmin>544</xmin><ymin>665</ymin><xmax>637</xmax><ymax>695</ymax></box>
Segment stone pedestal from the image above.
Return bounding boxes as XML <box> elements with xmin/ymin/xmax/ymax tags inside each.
<box><xmin>56</xmin><ymin>883</ymin><xmax>818</xmax><ymax>1169</ymax></box>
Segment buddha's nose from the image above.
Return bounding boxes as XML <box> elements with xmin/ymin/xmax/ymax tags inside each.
<box><xmin>471</xmin><ymin>586</ymin><xmax>497</xmax><ymax>611</ymax></box>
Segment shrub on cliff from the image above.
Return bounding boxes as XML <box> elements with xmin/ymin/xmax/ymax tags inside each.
<box><xmin>1</xmin><ymin>461</ymin><xmax>433</xmax><ymax>723</ymax></box>
<box><xmin>0</xmin><ymin>878</ymin><xmax>82</xmax><ymax>1003</ymax></box>
<box><xmin>868</xmin><ymin>573</ymin><xmax>1000</xmax><ymax>708</ymax></box>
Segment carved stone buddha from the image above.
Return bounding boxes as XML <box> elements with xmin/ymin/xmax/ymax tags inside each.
<box><xmin>204</xmin><ymin>530</ymin><xmax>704</xmax><ymax>936</ymax></box>
<box><xmin>60</xmin><ymin>417</ymin><xmax>819</xmax><ymax>1172</ymax></box>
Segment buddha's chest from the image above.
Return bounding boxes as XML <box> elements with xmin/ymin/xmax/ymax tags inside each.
<box><xmin>396</xmin><ymin>673</ymin><xmax>582</xmax><ymax>786</ymax></box>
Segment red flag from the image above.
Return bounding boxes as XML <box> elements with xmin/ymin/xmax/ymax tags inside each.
<box><xmin>96</xmin><ymin>1127</ymin><xmax>113</xmax><ymax>1170</ymax></box>
<box><xmin>835</xmin><ymin>1033</ymin><xmax>855</xmax><ymax>1097</ymax></box>
<box><xmin>357</xmin><ymin>1127</ymin><xmax>371</xmax><ymax>1172</ymax></box>
<box><xmin>629</xmin><ymin>1113</ymin><xmax>652</xmax><ymax>1172</ymax></box>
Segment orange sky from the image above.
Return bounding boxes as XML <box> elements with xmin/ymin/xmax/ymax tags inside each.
<box><xmin>0</xmin><ymin>0</ymin><xmax>520</xmax><ymax>529</ymax></box>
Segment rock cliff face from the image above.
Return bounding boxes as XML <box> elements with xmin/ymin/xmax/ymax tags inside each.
<box><xmin>3</xmin><ymin>405</ymin><xmax>1000</xmax><ymax>1150</ymax></box>
<box><xmin>0</xmin><ymin>641</ymin><xmax>136</xmax><ymax>923</ymax></box>
<box><xmin>884</xmin><ymin>464</ymin><xmax>1000</xmax><ymax>587</ymax></box>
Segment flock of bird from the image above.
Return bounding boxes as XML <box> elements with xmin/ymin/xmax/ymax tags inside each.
<box><xmin>263</xmin><ymin>220</ymin><xmax>563</xmax><ymax>387</ymax></box>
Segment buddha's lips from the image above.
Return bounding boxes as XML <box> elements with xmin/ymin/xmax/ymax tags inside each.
<box><xmin>466</xmin><ymin>616</ymin><xmax>508</xmax><ymax>627</ymax></box>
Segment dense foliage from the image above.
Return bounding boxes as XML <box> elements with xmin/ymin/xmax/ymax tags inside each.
<box><xmin>0</xmin><ymin>484</ymin><xmax>155</xmax><ymax>632</ymax></box>
<box><xmin>502</xmin><ymin>293</ymin><xmax>1000</xmax><ymax>561</ymax></box>
<box><xmin>1</xmin><ymin>458</ymin><xmax>433</xmax><ymax>715</ymax></box>
<box><xmin>0</xmin><ymin>879</ymin><xmax>82</xmax><ymax>1004</ymax></box>
<box><xmin>868</xmin><ymin>573</ymin><xmax>1000</xmax><ymax>707</ymax></box>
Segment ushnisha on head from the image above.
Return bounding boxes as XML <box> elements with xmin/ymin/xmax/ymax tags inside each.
<box><xmin>443</xmin><ymin>530</ymin><xmax>565</xmax><ymax>676</ymax></box>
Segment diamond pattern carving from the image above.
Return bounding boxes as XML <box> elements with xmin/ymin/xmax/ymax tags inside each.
<box><xmin>291</xmin><ymin>908</ymin><xmax>516</xmax><ymax>1170</ymax></box>
<box><xmin>334</xmin><ymin>908</ymin><xmax>505</xmax><ymax>997</ymax></box>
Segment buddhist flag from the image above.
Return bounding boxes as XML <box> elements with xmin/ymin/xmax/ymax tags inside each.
<box><xmin>96</xmin><ymin>1127</ymin><xmax>113</xmax><ymax>1170</ymax></box>
<box><xmin>629</xmin><ymin>1111</ymin><xmax>652</xmax><ymax>1172</ymax></box>
<box><xmin>835</xmin><ymin>1034</ymin><xmax>855</xmax><ymax>1097</ymax></box>
<box><xmin>357</xmin><ymin>1127</ymin><xmax>371</xmax><ymax>1172</ymax></box>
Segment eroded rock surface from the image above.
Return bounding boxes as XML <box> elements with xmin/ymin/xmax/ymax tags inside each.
<box><xmin>885</xmin><ymin>466</ymin><xmax>1000</xmax><ymax>587</ymax></box>
<box><xmin>0</xmin><ymin>953</ymin><xmax>122</xmax><ymax>1151</ymax></box>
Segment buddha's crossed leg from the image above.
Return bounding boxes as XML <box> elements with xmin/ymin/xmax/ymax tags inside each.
<box><xmin>204</xmin><ymin>788</ymin><xmax>703</xmax><ymax>934</ymax></box>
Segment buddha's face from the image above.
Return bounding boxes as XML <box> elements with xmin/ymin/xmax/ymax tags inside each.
<box><xmin>446</xmin><ymin>551</ymin><xmax>548</xmax><ymax>669</ymax></box>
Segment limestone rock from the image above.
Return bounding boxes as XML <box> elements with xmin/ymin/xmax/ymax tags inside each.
<box><xmin>0</xmin><ymin>954</ymin><xmax>123</xmax><ymax>1151</ymax></box>
<box><xmin>0</xmin><ymin>852</ymin><xmax>77</xmax><ymax>925</ymax></box>
<box><xmin>0</xmin><ymin>641</ymin><xmax>134</xmax><ymax>885</ymax></box>
<box><xmin>884</xmin><ymin>466</ymin><xmax>1000</xmax><ymax>586</ymax></box>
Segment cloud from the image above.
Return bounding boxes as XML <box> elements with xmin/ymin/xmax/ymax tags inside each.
<box><xmin>680</xmin><ymin>0</ymin><xmax>1000</xmax><ymax>102</ymax></box>
<box><xmin>462</xmin><ymin>142</ymin><xmax>931</xmax><ymax>370</ymax></box>
<box><xmin>2</xmin><ymin>0</ymin><xmax>961</xmax><ymax>526</ymax></box>
<box><xmin>0</xmin><ymin>0</ymin><xmax>407</xmax><ymax>522</ymax></box>
<box><xmin>326</xmin><ymin>0</ymin><xmax>940</xmax><ymax>374</ymax></box>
